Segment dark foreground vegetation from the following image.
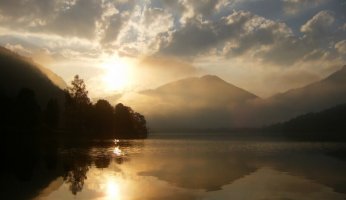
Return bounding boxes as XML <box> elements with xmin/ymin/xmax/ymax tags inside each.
<box><xmin>0</xmin><ymin>47</ymin><xmax>148</xmax><ymax>199</ymax></box>
<box><xmin>0</xmin><ymin>75</ymin><xmax>148</xmax><ymax>198</ymax></box>
<box><xmin>1</xmin><ymin>75</ymin><xmax>148</xmax><ymax>141</ymax></box>
<box><xmin>64</xmin><ymin>75</ymin><xmax>147</xmax><ymax>139</ymax></box>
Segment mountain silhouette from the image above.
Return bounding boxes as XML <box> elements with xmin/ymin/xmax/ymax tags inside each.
<box><xmin>0</xmin><ymin>46</ymin><xmax>65</xmax><ymax>106</ymax></box>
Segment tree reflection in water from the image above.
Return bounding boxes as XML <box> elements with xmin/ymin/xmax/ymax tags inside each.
<box><xmin>62</xmin><ymin>149</ymin><xmax>91</xmax><ymax>195</ymax></box>
<box><xmin>60</xmin><ymin>139</ymin><xmax>133</xmax><ymax>195</ymax></box>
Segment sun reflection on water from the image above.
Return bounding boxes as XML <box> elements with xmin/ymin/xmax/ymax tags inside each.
<box><xmin>106</xmin><ymin>178</ymin><xmax>121</xmax><ymax>200</ymax></box>
<box><xmin>113</xmin><ymin>139</ymin><xmax>124</xmax><ymax>156</ymax></box>
<box><xmin>113</xmin><ymin>146</ymin><xmax>123</xmax><ymax>156</ymax></box>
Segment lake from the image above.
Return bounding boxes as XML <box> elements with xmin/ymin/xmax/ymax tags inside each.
<box><xmin>2</xmin><ymin>135</ymin><xmax>346</xmax><ymax>200</ymax></box>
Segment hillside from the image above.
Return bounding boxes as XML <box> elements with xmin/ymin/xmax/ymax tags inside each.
<box><xmin>265</xmin><ymin>103</ymin><xmax>346</xmax><ymax>140</ymax></box>
<box><xmin>0</xmin><ymin>46</ymin><xmax>65</xmax><ymax>106</ymax></box>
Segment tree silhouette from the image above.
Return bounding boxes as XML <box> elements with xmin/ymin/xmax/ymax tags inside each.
<box><xmin>133</xmin><ymin>112</ymin><xmax>148</xmax><ymax>138</ymax></box>
<box><xmin>67</xmin><ymin>75</ymin><xmax>91</xmax><ymax>106</ymax></box>
<box><xmin>114</xmin><ymin>103</ymin><xmax>148</xmax><ymax>138</ymax></box>
<box><xmin>92</xmin><ymin>99</ymin><xmax>114</xmax><ymax>135</ymax></box>
<box><xmin>44</xmin><ymin>98</ymin><xmax>60</xmax><ymax>129</ymax></box>
<box><xmin>64</xmin><ymin>75</ymin><xmax>92</xmax><ymax>131</ymax></box>
<box><xmin>114</xmin><ymin>103</ymin><xmax>134</xmax><ymax>137</ymax></box>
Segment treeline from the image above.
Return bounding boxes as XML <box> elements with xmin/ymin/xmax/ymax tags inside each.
<box><xmin>264</xmin><ymin>103</ymin><xmax>346</xmax><ymax>141</ymax></box>
<box><xmin>0</xmin><ymin>75</ymin><xmax>148</xmax><ymax>140</ymax></box>
<box><xmin>64</xmin><ymin>75</ymin><xmax>147</xmax><ymax>139</ymax></box>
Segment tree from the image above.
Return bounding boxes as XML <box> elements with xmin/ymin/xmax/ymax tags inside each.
<box><xmin>64</xmin><ymin>75</ymin><xmax>92</xmax><ymax>131</ymax></box>
<box><xmin>67</xmin><ymin>75</ymin><xmax>91</xmax><ymax>107</ymax></box>
<box><xmin>133</xmin><ymin>112</ymin><xmax>148</xmax><ymax>138</ymax></box>
<box><xmin>114</xmin><ymin>103</ymin><xmax>148</xmax><ymax>138</ymax></box>
<box><xmin>92</xmin><ymin>99</ymin><xmax>114</xmax><ymax>135</ymax></box>
<box><xmin>114</xmin><ymin>103</ymin><xmax>134</xmax><ymax>138</ymax></box>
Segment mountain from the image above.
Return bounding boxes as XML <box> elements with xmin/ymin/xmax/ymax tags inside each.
<box><xmin>121</xmin><ymin>66</ymin><xmax>346</xmax><ymax>131</ymax></box>
<box><xmin>0</xmin><ymin>46</ymin><xmax>66</xmax><ymax>106</ymax></box>
<box><xmin>265</xmin><ymin>103</ymin><xmax>346</xmax><ymax>141</ymax></box>
<box><xmin>119</xmin><ymin>75</ymin><xmax>258</xmax><ymax>131</ymax></box>
<box><xmin>142</xmin><ymin>75</ymin><xmax>257</xmax><ymax>106</ymax></box>
<box><xmin>235</xmin><ymin>65</ymin><xmax>346</xmax><ymax>127</ymax></box>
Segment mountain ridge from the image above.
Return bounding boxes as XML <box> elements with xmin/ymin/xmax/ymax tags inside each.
<box><xmin>121</xmin><ymin>74</ymin><xmax>259</xmax><ymax>131</ymax></box>
<box><xmin>0</xmin><ymin>46</ymin><xmax>65</xmax><ymax>106</ymax></box>
<box><xmin>141</xmin><ymin>74</ymin><xmax>258</xmax><ymax>104</ymax></box>
<box><xmin>234</xmin><ymin>65</ymin><xmax>346</xmax><ymax>127</ymax></box>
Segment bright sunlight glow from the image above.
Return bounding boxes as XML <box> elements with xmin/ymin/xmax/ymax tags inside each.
<box><xmin>102</xmin><ymin>57</ymin><xmax>133</xmax><ymax>92</ymax></box>
<box><xmin>106</xmin><ymin>179</ymin><xmax>121</xmax><ymax>199</ymax></box>
<box><xmin>113</xmin><ymin>146</ymin><xmax>123</xmax><ymax>156</ymax></box>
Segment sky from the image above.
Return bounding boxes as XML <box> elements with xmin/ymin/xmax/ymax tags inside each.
<box><xmin>0</xmin><ymin>0</ymin><xmax>346</xmax><ymax>98</ymax></box>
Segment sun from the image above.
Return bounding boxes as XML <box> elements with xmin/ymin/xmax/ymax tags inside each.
<box><xmin>102</xmin><ymin>57</ymin><xmax>133</xmax><ymax>92</ymax></box>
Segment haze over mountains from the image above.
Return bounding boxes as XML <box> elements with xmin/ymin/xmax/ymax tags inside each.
<box><xmin>1</xmin><ymin>46</ymin><xmax>345</xmax><ymax>132</ymax></box>
<box><xmin>0</xmin><ymin>47</ymin><xmax>66</xmax><ymax>106</ymax></box>
<box><xmin>118</xmin><ymin>66</ymin><xmax>346</xmax><ymax>131</ymax></box>
<box><xmin>134</xmin><ymin>75</ymin><xmax>258</xmax><ymax>131</ymax></box>
<box><xmin>235</xmin><ymin>65</ymin><xmax>346</xmax><ymax>127</ymax></box>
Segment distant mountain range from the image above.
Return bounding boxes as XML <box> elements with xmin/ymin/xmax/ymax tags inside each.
<box><xmin>0</xmin><ymin>47</ymin><xmax>66</xmax><ymax>106</ymax></box>
<box><xmin>235</xmin><ymin>65</ymin><xmax>346</xmax><ymax>127</ymax></box>
<box><xmin>118</xmin><ymin>75</ymin><xmax>258</xmax><ymax>131</ymax></box>
<box><xmin>119</xmin><ymin>65</ymin><xmax>346</xmax><ymax>132</ymax></box>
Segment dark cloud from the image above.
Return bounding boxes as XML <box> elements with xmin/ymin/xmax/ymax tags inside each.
<box><xmin>283</xmin><ymin>0</ymin><xmax>328</xmax><ymax>15</ymax></box>
<box><xmin>44</xmin><ymin>0</ymin><xmax>103</xmax><ymax>39</ymax></box>
<box><xmin>101</xmin><ymin>13</ymin><xmax>127</xmax><ymax>45</ymax></box>
<box><xmin>158</xmin><ymin>8</ymin><xmax>346</xmax><ymax>67</ymax></box>
<box><xmin>185</xmin><ymin>0</ymin><xmax>227</xmax><ymax>17</ymax></box>
<box><xmin>159</xmin><ymin>10</ymin><xmax>293</xmax><ymax>61</ymax></box>
<box><xmin>0</xmin><ymin>0</ymin><xmax>58</xmax><ymax>21</ymax></box>
<box><xmin>159</xmin><ymin>19</ymin><xmax>217</xmax><ymax>57</ymax></box>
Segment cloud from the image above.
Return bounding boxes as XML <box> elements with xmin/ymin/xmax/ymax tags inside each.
<box><xmin>154</xmin><ymin>0</ymin><xmax>231</xmax><ymax>24</ymax></box>
<box><xmin>283</xmin><ymin>0</ymin><xmax>328</xmax><ymax>15</ymax></box>
<box><xmin>158</xmin><ymin>18</ymin><xmax>217</xmax><ymax>57</ymax></box>
<box><xmin>0</xmin><ymin>0</ymin><xmax>58</xmax><ymax>22</ymax></box>
<box><xmin>114</xmin><ymin>5</ymin><xmax>175</xmax><ymax>56</ymax></box>
<box><xmin>300</xmin><ymin>10</ymin><xmax>335</xmax><ymax>39</ymax></box>
<box><xmin>221</xmin><ymin>11</ymin><xmax>293</xmax><ymax>60</ymax></box>
<box><xmin>159</xmin><ymin>10</ymin><xmax>293</xmax><ymax>61</ymax></box>
<box><xmin>335</xmin><ymin>40</ymin><xmax>346</xmax><ymax>55</ymax></box>
<box><xmin>158</xmin><ymin>9</ymin><xmax>346</xmax><ymax>68</ymax></box>
<box><xmin>44</xmin><ymin>0</ymin><xmax>104</xmax><ymax>39</ymax></box>
<box><xmin>101</xmin><ymin>13</ymin><xmax>127</xmax><ymax>45</ymax></box>
<box><xmin>4</xmin><ymin>43</ymin><xmax>32</xmax><ymax>55</ymax></box>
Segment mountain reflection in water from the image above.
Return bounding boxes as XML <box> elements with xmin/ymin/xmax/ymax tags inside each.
<box><xmin>1</xmin><ymin>136</ymin><xmax>346</xmax><ymax>200</ymax></box>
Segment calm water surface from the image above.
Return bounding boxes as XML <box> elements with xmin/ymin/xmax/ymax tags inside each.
<box><xmin>3</xmin><ymin>135</ymin><xmax>346</xmax><ymax>200</ymax></box>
